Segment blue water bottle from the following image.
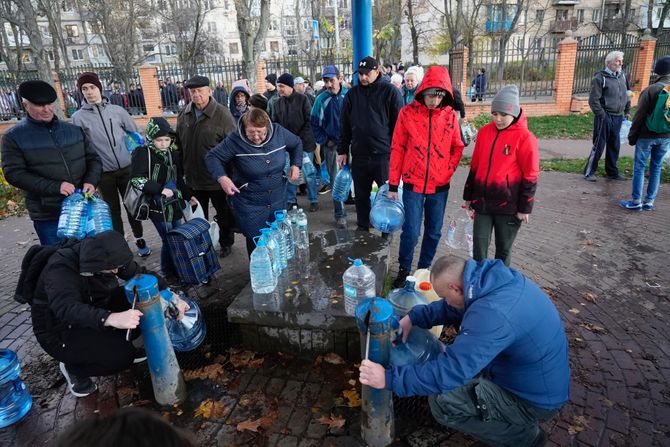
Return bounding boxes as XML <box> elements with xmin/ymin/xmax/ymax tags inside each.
<box><xmin>332</xmin><ymin>165</ymin><xmax>352</xmax><ymax>202</ymax></box>
<box><xmin>124</xmin><ymin>131</ymin><xmax>145</xmax><ymax>152</ymax></box>
<box><xmin>260</xmin><ymin>227</ymin><xmax>281</xmax><ymax>276</ymax></box>
<box><xmin>57</xmin><ymin>189</ymin><xmax>87</xmax><ymax>239</ymax></box>
<box><xmin>86</xmin><ymin>195</ymin><xmax>113</xmax><ymax>237</ymax></box>
<box><xmin>0</xmin><ymin>349</ymin><xmax>32</xmax><ymax>428</ymax></box>
<box><xmin>370</xmin><ymin>183</ymin><xmax>405</xmax><ymax>233</ymax></box>
<box><xmin>274</xmin><ymin>211</ymin><xmax>294</xmax><ymax>260</ymax></box>
<box><xmin>161</xmin><ymin>290</ymin><xmax>207</xmax><ymax>352</ymax></box>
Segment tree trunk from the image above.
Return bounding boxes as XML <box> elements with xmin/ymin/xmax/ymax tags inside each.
<box><xmin>234</xmin><ymin>0</ymin><xmax>270</xmax><ymax>86</ymax></box>
<box><xmin>405</xmin><ymin>0</ymin><xmax>419</xmax><ymax>64</ymax></box>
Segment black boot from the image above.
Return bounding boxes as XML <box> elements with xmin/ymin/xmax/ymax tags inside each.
<box><xmin>392</xmin><ymin>267</ymin><xmax>410</xmax><ymax>289</ymax></box>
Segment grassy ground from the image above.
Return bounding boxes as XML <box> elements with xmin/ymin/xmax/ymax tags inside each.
<box><xmin>470</xmin><ymin>112</ymin><xmax>603</xmax><ymax>140</ymax></box>
<box><xmin>0</xmin><ymin>167</ymin><xmax>24</xmax><ymax>219</ymax></box>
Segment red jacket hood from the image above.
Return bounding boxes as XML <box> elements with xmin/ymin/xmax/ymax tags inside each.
<box><xmin>414</xmin><ymin>66</ymin><xmax>454</xmax><ymax>108</ymax></box>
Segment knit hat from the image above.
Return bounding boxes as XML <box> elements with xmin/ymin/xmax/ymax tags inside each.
<box><xmin>653</xmin><ymin>56</ymin><xmax>670</xmax><ymax>76</ymax></box>
<box><xmin>277</xmin><ymin>73</ymin><xmax>294</xmax><ymax>87</ymax></box>
<box><xmin>249</xmin><ymin>93</ymin><xmax>268</xmax><ymax>111</ymax></box>
<box><xmin>265</xmin><ymin>73</ymin><xmax>277</xmax><ymax>86</ymax></box>
<box><xmin>18</xmin><ymin>80</ymin><xmax>57</xmax><ymax>104</ymax></box>
<box><xmin>77</xmin><ymin>72</ymin><xmax>103</xmax><ymax>93</ymax></box>
<box><xmin>146</xmin><ymin>116</ymin><xmax>173</xmax><ymax>140</ymax></box>
<box><xmin>491</xmin><ymin>85</ymin><xmax>520</xmax><ymax>118</ymax></box>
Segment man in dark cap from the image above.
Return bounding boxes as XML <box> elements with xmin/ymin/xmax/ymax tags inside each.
<box><xmin>337</xmin><ymin>56</ymin><xmax>404</xmax><ymax>233</ymax></box>
<box><xmin>264</xmin><ymin>73</ymin><xmax>279</xmax><ymax>117</ymax></box>
<box><xmin>1</xmin><ymin>80</ymin><xmax>102</xmax><ymax>245</ymax></box>
<box><xmin>176</xmin><ymin>75</ymin><xmax>238</xmax><ymax>257</ymax></box>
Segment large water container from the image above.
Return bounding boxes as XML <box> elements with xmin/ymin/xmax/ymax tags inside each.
<box><xmin>0</xmin><ymin>349</ymin><xmax>32</xmax><ymax>428</ymax></box>
<box><xmin>57</xmin><ymin>189</ymin><xmax>87</xmax><ymax>240</ymax></box>
<box><xmin>269</xmin><ymin>221</ymin><xmax>288</xmax><ymax>270</ymax></box>
<box><xmin>250</xmin><ymin>237</ymin><xmax>277</xmax><ymax>293</ymax></box>
<box><xmin>260</xmin><ymin>228</ymin><xmax>281</xmax><ymax>276</ymax></box>
<box><xmin>124</xmin><ymin>131</ymin><xmax>145</xmax><ymax>152</ymax></box>
<box><xmin>370</xmin><ymin>183</ymin><xmax>404</xmax><ymax>233</ymax></box>
<box><xmin>342</xmin><ymin>258</ymin><xmax>376</xmax><ymax>315</ymax></box>
<box><xmin>86</xmin><ymin>196</ymin><xmax>113</xmax><ymax>237</ymax></box>
<box><xmin>413</xmin><ymin>269</ymin><xmax>443</xmax><ymax>339</ymax></box>
<box><xmin>274</xmin><ymin>211</ymin><xmax>294</xmax><ymax>259</ymax></box>
<box><xmin>301</xmin><ymin>154</ymin><xmax>316</xmax><ymax>179</ymax></box>
<box><xmin>446</xmin><ymin>207</ymin><xmax>474</xmax><ymax>256</ymax></box>
<box><xmin>162</xmin><ymin>290</ymin><xmax>207</xmax><ymax>352</ymax></box>
<box><xmin>332</xmin><ymin>165</ymin><xmax>352</xmax><ymax>202</ymax></box>
<box><xmin>389</xmin><ymin>327</ymin><xmax>444</xmax><ymax>367</ymax></box>
<box><xmin>620</xmin><ymin>119</ymin><xmax>632</xmax><ymax>145</ymax></box>
<box><xmin>387</xmin><ymin>276</ymin><xmax>428</xmax><ymax>318</ymax></box>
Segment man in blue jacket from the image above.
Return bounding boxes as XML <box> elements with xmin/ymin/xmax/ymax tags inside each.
<box><xmin>360</xmin><ymin>255</ymin><xmax>570</xmax><ymax>446</ymax></box>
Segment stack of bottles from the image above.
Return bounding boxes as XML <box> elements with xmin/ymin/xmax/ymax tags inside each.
<box><xmin>0</xmin><ymin>349</ymin><xmax>32</xmax><ymax>428</ymax></box>
<box><xmin>370</xmin><ymin>182</ymin><xmax>405</xmax><ymax>233</ymax></box>
<box><xmin>250</xmin><ymin>209</ymin><xmax>309</xmax><ymax>293</ymax></box>
<box><xmin>342</xmin><ymin>258</ymin><xmax>376</xmax><ymax>315</ymax></box>
<box><xmin>57</xmin><ymin>191</ymin><xmax>113</xmax><ymax>240</ymax></box>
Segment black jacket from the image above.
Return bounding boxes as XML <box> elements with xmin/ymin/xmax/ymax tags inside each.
<box><xmin>629</xmin><ymin>75</ymin><xmax>670</xmax><ymax>145</ymax></box>
<box><xmin>1</xmin><ymin>116</ymin><xmax>102</xmax><ymax>220</ymax></box>
<box><xmin>589</xmin><ymin>69</ymin><xmax>631</xmax><ymax>117</ymax></box>
<box><xmin>338</xmin><ymin>75</ymin><xmax>404</xmax><ymax>157</ymax></box>
<box><xmin>271</xmin><ymin>91</ymin><xmax>316</xmax><ymax>152</ymax></box>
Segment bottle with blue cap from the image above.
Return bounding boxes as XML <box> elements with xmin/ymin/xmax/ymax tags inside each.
<box><xmin>85</xmin><ymin>194</ymin><xmax>113</xmax><ymax>237</ymax></box>
<box><xmin>274</xmin><ymin>210</ymin><xmax>294</xmax><ymax>259</ymax></box>
<box><xmin>250</xmin><ymin>236</ymin><xmax>277</xmax><ymax>293</ymax></box>
<box><xmin>269</xmin><ymin>221</ymin><xmax>287</xmax><ymax>270</ymax></box>
<box><xmin>260</xmin><ymin>227</ymin><xmax>281</xmax><ymax>276</ymax></box>
<box><xmin>342</xmin><ymin>258</ymin><xmax>376</xmax><ymax>315</ymax></box>
<box><xmin>332</xmin><ymin>164</ymin><xmax>352</xmax><ymax>202</ymax></box>
<box><xmin>57</xmin><ymin>188</ymin><xmax>87</xmax><ymax>239</ymax></box>
<box><xmin>0</xmin><ymin>349</ymin><xmax>32</xmax><ymax>428</ymax></box>
<box><xmin>370</xmin><ymin>182</ymin><xmax>405</xmax><ymax>233</ymax></box>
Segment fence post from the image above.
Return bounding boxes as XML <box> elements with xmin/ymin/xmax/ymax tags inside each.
<box><xmin>554</xmin><ymin>31</ymin><xmax>578</xmax><ymax>115</ymax></box>
<box><xmin>631</xmin><ymin>29</ymin><xmax>657</xmax><ymax>93</ymax></box>
<box><xmin>138</xmin><ymin>65</ymin><xmax>162</xmax><ymax>117</ymax></box>
<box><xmin>460</xmin><ymin>46</ymin><xmax>469</xmax><ymax>94</ymax></box>
<box><xmin>52</xmin><ymin>71</ymin><xmax>66</xmax><ymax>119</ymax></box>
<box><xmin>255</xmin><ymin>59</ymin><xmax>267</xmax><ymax>94</ymax></box>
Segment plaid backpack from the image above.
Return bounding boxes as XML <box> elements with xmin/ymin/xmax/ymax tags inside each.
<box><xmin>645</xmin><ymin>83</ymin><xmax>670</xmax><ymax>134</ymax></box>
<box><xmin>166</xmin><ymin>217</ymin><xmax>220</xmax><ymax>284</ymax></box>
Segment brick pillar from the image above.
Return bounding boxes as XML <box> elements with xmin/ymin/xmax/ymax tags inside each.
<box><xmin>52</xmin><ymin>71</ymin><xmax>66</xmax><ymax>118</ymax></box>
<box><xmin>255</xmin><ymin>59</ymin><xmax>267</xmax><ymax>94</ymax></box>
<box><xmin>554</xmin><ymin>31</ymin><xmax>578</xmax><ymax>115</ymax></box>
<box><xmin>631</xmin><ymin>29</ymin><xmax>657</xmax><ymax>93</ymax></box>
<box><xmin>460</xmin><ymin>46</ymin><xmax>469</xmax><ymax>94</ymax></box>
<box><xmin>138</xmin><ymin>65</ymin><xmax>163</xmax><ymax>117</ymax></box>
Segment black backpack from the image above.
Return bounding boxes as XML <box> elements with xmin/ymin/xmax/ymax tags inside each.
<box><xmin>14</xmin><ymin>240</ymin><xmax>71</xmax><ymax>305</ymax></box>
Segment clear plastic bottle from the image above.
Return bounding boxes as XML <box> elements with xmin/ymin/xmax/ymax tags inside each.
<box><xmin>295</xmin><ymin>215</ymin><xmax>310</xmax><ymax>273</ymax></box>
<box><xmin>260</xmin><ymin>227</ymin><xmax>281</xmax><ymax>276</ymax></box>
<box><xmin>301</xmin><ymin>153</ymin><xmax>316</xmax><ymax>179</ymax></box>
<box><xmin>250</xmin><ymin>237</ymin><xmax>277</xmax><ymax>294</ymax></box>
<box><xmin>370</xmin><ymin>182</ymin><xmax>405</xmax><ymax>233</ymax></box>
<box><xmin>446</xmin><ymin>207</ymin><xmax>474</xmax><ymax>257</ymax></box>
<box><xmin>274</xmin><ymin>211</ymin><xmax>294</xmax><ymax>260</ymax></box>
<box><xmin>296</xmin><ymin>208</ymin><xmax>308</xmax><ymax>232</ymax></box>
<box><xmin>0</xmin><ymin>349</ymin><xmax>32</xmax><ymax>428</ymax></box>
<box><xmin>620</xmin><ymin>119</ymin><xmax>632</xmax><ymax>145</ymax></box>
<box><xmin>332</xmin><ymin>164</ymin><xmax>352</xmax><ymax>202</ymax></box>
<box><xmin>86</xmin><ymin>195</ymin><xmax>113</xmax><ymax>237</ymax></box>
<box><xmin>269</xmin><ymin>221</ymin><xmax>288</xmax><ymax>270</ymax></box>
<box><xmin>387</xmin><ymin>276</ymin><xmax>428</xmax><ymax>318</ymax></box>
<box><xmin>287</xmin><ymin>205</ymin><xmax>300</xmax><ymax>242</ymax></box>
<box><xmin>342</xmin><ymin>258</ymin><xmax>376</xmax><ymax>315</ymax></box>
<box><xmin>57</xmin><ymin>189</ymin><xmax>87</xmax><ymax>240</ymax></box>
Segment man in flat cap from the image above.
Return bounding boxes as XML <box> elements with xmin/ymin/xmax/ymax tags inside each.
<box><xmin>338</xmin><ymin>56</ymin><xmax>404</xmax><ymax>233</ymax></box>
<box><xmin>1</xmin><ymin>80</ymin><xmax>102</xmax><ymax>245</ymax></box>
<box><xmin>176</xmin><ymin>75</ymin><xmax>237</xmax><ymax>257</ymax></box>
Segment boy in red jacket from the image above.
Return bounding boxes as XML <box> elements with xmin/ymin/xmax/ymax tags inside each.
<box><xmin>389</xmin><ymin>66</ymin><xmax>465</xmax><ymax>287</ymax></box>
<box><xmin>463</xmin><ymin>85</ymin><xmax>539</xmax><ymax>266</ymax></box>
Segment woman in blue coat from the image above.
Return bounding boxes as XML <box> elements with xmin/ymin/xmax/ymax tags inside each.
<box><xmin>206</xmin><ymin>108</ymin><xmax>302</xmax><ymax>254</ymax></box>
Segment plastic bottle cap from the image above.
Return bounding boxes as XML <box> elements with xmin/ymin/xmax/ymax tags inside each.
<box><xmin>405</xmin><ymin>276</ymin><xmax>416</xmax><ymax>282</ymax></box>
<box><xmin>353</xmin><ymin>259</ymin><xmax>363</xmax><ymax>266</ymax></box>
<box><xmin>419</xmin><ymin>282</ymin><xmax>432</xmax><ymax>291</ymax></box>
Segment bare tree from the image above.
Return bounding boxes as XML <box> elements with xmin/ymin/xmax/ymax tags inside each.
<box><xmin>36</xmin><ymin>0</ymin><xmax>71</xmax><ymax>71</ymax></box>
<box><xmin>404</xmin><ymin>0</ymin><xmax>420</xmax><ymax>64</ymax></box>
<box><xmin>648</xmin><ymin>0</ymin><xmax>670</xmax><ymax>36</ymax></box>
<box><xmin>494</xmin><ymin>0</ymin><xmax>525</xmax><ymax>81</ymax></box>
<box><xmin>233</xmin><ymin>0</ymin><xmax>270</xmax><ymax>84</ymax></box>
<box><xmin>0</xmin><ymin>18</ymin><xmax>18</xmax><ymax>72</ymax></box>
<box><xmin>373</xmin><ymin>0</ymin><xmax>402</xmax><ymax>63</ymax></box>
<box><xmin>434</xmin><ymin>0</ymin><xmax>486</xmax><ymax>67</ymax></box>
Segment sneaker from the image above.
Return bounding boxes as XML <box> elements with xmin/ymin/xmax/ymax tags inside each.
<box><xmin>336</xmin><ymin>217</ymin><xmax>347</xmax><ymax>229</ymax></box>
<box><xmin>584</xmin><ymin>174</ymin><xmax>596</xmax><ymax>182</ymax></box>
<box><xmin>642</xmin><ymin>202</ymin><xmax>655</xmax><ymax>211</ymax></box>
<box><xmin>619</xmin><ymin>200</ymin><xmax>642</xmax><ymax>211</ymax></box>
<box><xmin>59</xmin><ymin>362</ymin><xmax>98</xmax><ymax>398</ymax></box>
<box><xmin>392</xmin><ymin>268</ymin><xmax>410</xmax><ymax>289</ymax></box>
<box><xmin>133</xmin><ymin>348</ymin><xmax>147</xmax><ymax>364</ymax></box>
<box><xmin>607</xmin><ymin>174</ymin><xmax>627</xmax><ymax>181</ymax></box>
<box><xmin>345</xmin><ymin>196</ymin><xmax>356</xmax><ymax>205</ymax></box>
<box><xmin>219</xmin><ymin>245</ymin><xmax>232</xmax><ymax>258</ymax></box>
<box><xmin>136</xmin><ymin>238</ymin><xmax>151</xmax><ymax>257</ymax></box>
<box><xmin>309</xmin><ymin>202</ymin><xmax>320</xmax><ymax>212</ymax></box>
<box><xmin>319</xmin><ymin>185</ymin><xmax>332</xmax><ymax>195</ymax></box>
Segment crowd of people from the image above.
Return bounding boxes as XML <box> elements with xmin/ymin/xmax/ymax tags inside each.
<box><xmin>2</xmin><ymin>50</ymin><xmax>670</xmax><ymax>446</ymax></box>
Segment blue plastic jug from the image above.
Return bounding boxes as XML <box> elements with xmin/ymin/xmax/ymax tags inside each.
<box><xmin>124</xmin><ymin>131</ymin><xmax>145</xmax><ymax>152</ymax></box>
<box><xmin>301</xmin><ymin>154</ymin><xmax>316</xmax><ymax>179</ymax></box>
<box><xmin>162</xmin><ymin>290</ymin><xmax>207</xmax><ymax>352</ymax></box>
<box><xmin>619</xmin><ymin>119</ymin><xmax>632</xmax><ymax>145</ymax></box>
<box><xmin>387</xmin><ymin>276</ymin><xmax>428</xmax><ymax>318</ymax></box>
<box><xmin>250</xmin><ymin>236</ymin><xmax>277</xmax><ymax>293</ymax></box>
<box><xmin>57</xmin><ymin>189</ymin><xmax>87</xmax><ymax>240</ymax></box>
<box><xmin>370</xmin><ymin>183</ymin><xmax>405</xmax><ymax>233</ymax></box>
<box><xmin>86</xmin><ymin>195</ymin><xmax>113</xmax><ymax>237</ymax></box>
<box><xmin>0</xmin><ymin>349</ymin><xmax>32</xmax><ymax>428</ymax></box>
<box><xmin>332</xmin><ymin>165</ymin><xmax>352</xmax><ymax>202</ymax></box>
<box><xmin>389</xmin><ymin>327</ymin><xmax>444</xmax><ymax>367</ymax></box>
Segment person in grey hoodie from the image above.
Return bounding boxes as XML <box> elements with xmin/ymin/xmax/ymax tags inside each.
<box><xmin>584</xmin><ymin>51</ymin><xmax>631</xmax><ymax>182</ymax></box>
<box><xmin>71</xmin><ymin>72</ymin><xmax>151</xmax><ymax>257</ymax></box>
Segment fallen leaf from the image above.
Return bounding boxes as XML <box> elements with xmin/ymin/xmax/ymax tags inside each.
<box><xmin>601</xmin><ymin>398</ymin><xmax>614</xmax><ymax>408</ymax></box>
<box><xmin>116</xmin><ymin>386</ymin><xmax>139</xmax><ymax>400</ymax></box>
<box><xmin>323</xmin><ymin>352</ymin><xmax>345</xmax><ymax>365</ymax></box>
<box><xmin>249</xmin><ymin>357</ymin><xmax>265</xmax><ymax>368</ymax></box>
<box><xmin>348</xmin><ymin>379</ymin><xmax>357</xmax><ymax>386</ymax></box>
<box><xmin>130</xmin><ymin>399</ymin><xmax>153</xmax><ymax>407</ymax></box>
<box><xmin>194</xmin><ymin>399</ymin><xmax>230</xmax><ymax>420</ymax></box>
<box><xmin>317</xmin><ymin>414</ymin><xmax>346</xmax><ymax>429</ymax></box>
<box><xmin>578</xmin><ymin>322</ymin><xmax>607</xmax><ymax>334</ymax></box>
<box><xmin>583</xmin><ymin>292</ymin><xmax>597</xmax><ymax>304</ymax></box>
<box><xmin>342</xmin><ymin>388</ymin><xmax>361</xmax><ymax>407</ymax></box>
<box><xmin>236</xmin><ymin>410</ymin><xmax>278</xmax><ymax>432</ymax></box>
<box><xmin>236</xmin><ymin>418</ymin><xmax>263</xmax><ymax>432</ymax></box>
<box><xmin>230</xmin><ymin>350</ymin><xmax>255</xmax><ymax>368</ymax></box>
<box><xmin>161</xmin><ymin>412</ymin><xmax>171</xmax><ymax>421</ymax></box>
<box><xmin>568</xmin><ymin>415</ymin><xmax>590</xmax><ymax>435</ymax></box>
<box><xmin>568</xmin><ymin>308</ymin><xmax>580</xmax><ymax>314</ymax></box>
<box><xmin>184</xmin><ymin>363</ymin><xmax>227</xmax><ymax>381</ymax></box>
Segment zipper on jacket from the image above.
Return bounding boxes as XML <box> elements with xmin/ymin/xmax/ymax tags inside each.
<box><xmin>109</xmin><ymin>119</ymin><xmax>117</xmax><ymax>146</ymax></box>
<box><xmin>49</xmin><ymin>126</ymin><xmax>74</xmax><ymax>184</ymax></box>
<box><xmin>482</xmin><ymin>130</ymin><xmax>501</xmax><ymax>202</ymax></box>
<box><xmin>423</xmin><ymin>109</ymin><xmax>433</xmax><ymax>194</ymax></box>
<box><xmin>95</xmin><ymin>104</ymin><xmax>122</xmax><ymax>170</ymax></box>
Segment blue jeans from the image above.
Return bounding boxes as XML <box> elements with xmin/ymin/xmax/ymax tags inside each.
<box><xmin>323</xmin><ymin>145</ymin><xmax>346</xmax><ymax>219</ymax></box>
<box><xmin>631</xmin><ymin>138</ymin><xmax>670</xmax><ymax>205</ymax></box>
<box><xmin>151</xmin><ymin>217</ymin><xmax>182</xmax><ymax>277</ymax></box>
<box><xmin>584</xmin><ymin>113</ymin><xmax>623</xmax><ymax>178</ymax></box>
<box><xmin>33</xmin><ymin>219</ymin><xmax>60</xmax><ymax>245</ymax></box>
<box><xmin>398</xmin><ymin>188</ymin><xmax>449</xmax><ymax>271</ymax></box>
<box><xmin>286</xmin><ymin>152</ymin><xmax>318</xmax><ymax>204</ymax></box>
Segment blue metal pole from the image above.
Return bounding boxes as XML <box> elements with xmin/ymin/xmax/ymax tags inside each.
<box><xmin>351</xmin><ymin>0</ymin><xmax>373</xmax><ymax>86</ymax></box>
<box><xmin>356</xmin><ymin>297</ymin><xmax>395</xmax><ymax>446</ymax></box>
<box><xmin>125</xmin><ymin>275</ymin><xmax>186</xmax><ymax>406</ymax></box>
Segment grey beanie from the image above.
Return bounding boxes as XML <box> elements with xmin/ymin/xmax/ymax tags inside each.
<box><xmin>491</xmin><ymin>85</ymin><xmax>520</xmax><ymax>118</ymax></box>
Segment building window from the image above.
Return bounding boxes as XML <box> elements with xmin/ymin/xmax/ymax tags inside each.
<box><xmin>576</xmin><ymin>9</ymin><xmax>585</xmax><ymax>23</ymax></box>
<box><xmin>270</xmin><ymin>40</ymin><xmax>279</xmax><ymax>52</ymax></box>
<box><xmin>592</xmin><ymin>9</ymin><xmax>601</xmax><ymax>22</ymax></box>
<box><xmin>555</xmin><ymin>9</ymin><xmax>569</xmax><ymax>21</ymax></box>
<box><xmin>605</xmin><ymin>6</ymin><xmax>621</xmax><ymax>19</ymax></box>
<box><xmin>65</xmin><ymin>24</ymin><xmax>79</xmax><ymax>37</ymax></box>
<box><xmin>223</xmin><ymin>0</ymin><xmax>230</xmax><ymax>10</ymax></box>
<box><xmin>90</xmin><ymin>45</ymin><xmax>99</xmax><ymax>58</ymax></box>
<box><xmin>302</xmin><ymin>18</ymin><xmax>311</xmax><ymax>31</ymax></box>
<box><xmin>143</xmin><ymin>44</ymin><xmax>155</xmax><ymax>53</ymax></box>
<box><xmin>47</xmin><ymin>50</ymin><xmax>54</xmax><ymax>61</ymax></box>
<box><xmin>207</xmin><ymin>22</ymin><xmax>217</xmax><ymax>32</ymax></box>
<box><xmin>164</xmin><ymin>45</ymin><xmax>177</xmax><ymax>55</ymax></box>
<box><xmin>535</xmin><ymin>9</ymin><xmax>544</xmax><ymax>23</ymax></box>
<box><xmin>269</xmin><ymin>19</ymin><xmax>279</xmax><ymax>31</ymax></box>
<box><xmin>229</xmin><ymin>42</ymin><xmax>239</xmax><ymax>55</ymax></box>
<box><xmin>628</xmin><ymin>8</ymin><xmax>635</xmax><ymax>21</ymax></box>
<box><xmin>71</xmin><ymin>48</ymin><xmax>84</xmax><ymax>60</ymax></box>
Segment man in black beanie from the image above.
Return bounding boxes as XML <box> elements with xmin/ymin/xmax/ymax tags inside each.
<box><xmin>1</xmin><ymin>80</ymin><xmax>101</xmax><ymax>245</ymax></box>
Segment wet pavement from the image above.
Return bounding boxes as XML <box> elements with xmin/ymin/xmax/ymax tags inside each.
<box><xmin>0</xmin><ymin>168</ymin><xmax>669</xmax><ymax>446</ymax></box>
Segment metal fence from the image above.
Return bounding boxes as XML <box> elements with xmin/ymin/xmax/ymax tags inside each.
<box><xmin>573</xmin><ymin>33</ymin><xmax>640</xmax><ymax>95</ymax></box>
<box><xmin>0</xmin><ymin>70</ymin><xmax>41</xmax><ymax>121</ymax></box>
<box><xmin>651</xmin><ymin>32</ymin><xmax>670</xmax><ymax>84</ymax></box>
<box><xmin>264</xmin><ymin>56</ymin><xmax>353</xmax><ymax>86</ymax></box>
<box><xmin>468</xmin><ymin>37</ymin><xmax>558</xmax><ymax>100</ymax></box>
<box><xmin>58</xmin><ymin>65</ymin><xmax>144</xmax><ymax>117</ymax></box>
<box><xmin>448</xmin><ymin>44</ymin><xmax>465</xmax><ymax>92</ymax></box>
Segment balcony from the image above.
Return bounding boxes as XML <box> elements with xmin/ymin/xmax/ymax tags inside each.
<box><xmin>600</xmin><ymin>17</ymin><xmax>627</xmax><ymax>32</ymax></box>
<box><xmin>486</xmin><ymin>19</ymin><xmax>513</xmax><ymax>33</ymax></box>
<box><xmin>552</xmin><ymin>0</ymin><xmax>580</xmax><ymax>4</ymax></box>
<box><xmin>549</xmin><ymin>17</ymin><xmax>578</xmax><ymax>32</ymax></box>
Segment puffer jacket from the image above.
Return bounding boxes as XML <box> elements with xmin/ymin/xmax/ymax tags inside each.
<box><xmin>389</xmin><ymin>66</ymin><xmax>464</xmax><ymax>194</ymax></box>
<box><xmin>71</xmin><ymin>101</ymin><xmax>140</xmax><ymax>172</ymax></box>
<box><xmin>176</xmin><ymin>96</ymin><xmax>236</xmax><ymax>190</ymax></box>
<box><xmin>463</xmin><ymin>111</ymin><xmax>539</xmax><ymax>215</ymax></box>
<box><xmin>1</xmin><ymin>116</ymin><xmax>102</xmax><ymax>220</ymax></box>
<box><xmin>272</xmin><ymin>90</ymin><xmax>316</xmax><ymax>152</ymax></box>
<box><xmin>205</xmin><ymin>121</ymin><xmax>302</xmax><ymax>238</ymax></box>
<box><xmin>628</xmin><ymin>74</ymin><xmax>670</xmax><ymax>144</ymax></box>
<box><xmin>385</xmin><ymin>259</ymin><xmax>570</xmax><ymax>410</ymax></box>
